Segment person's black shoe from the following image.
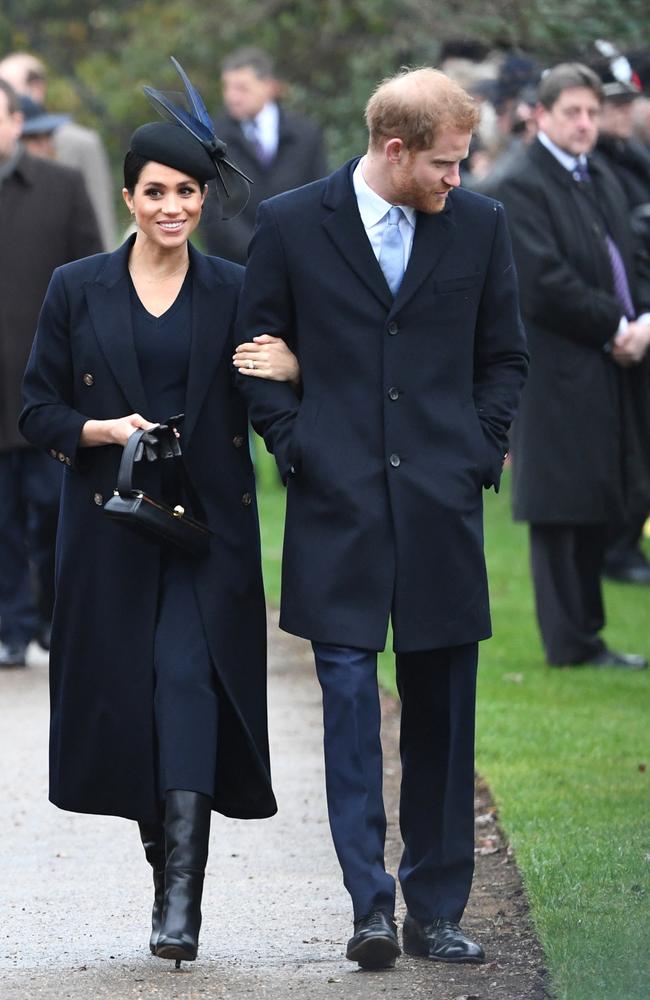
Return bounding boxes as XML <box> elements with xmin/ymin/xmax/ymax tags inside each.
<box><xmin>403</xmin><ymin>914</ymin><xmax>485</xmax><ymax>964</ymax></box>
<box><xmin>346</xmin><ymin>909</ymin><xmax>401</xmax><ymax>969</ymax></box>
<box><xmin>155</xmin><ymin>790</ymin><xmax>212</xmax><ymax>965</ymax></box>
<box><xmin>588</xmin><ymin>649</ymin><xmax>648</xmax><ymax>670</ymax></box>
<box><xmin>0</xmin><ymin>642</ymin><xmax>28</xmax><ymax>668</ymax></box>
<box><xmin>36</xmin><ymin>624</ymin><xmax>52</xmax><ymax>651</ymax></box>
<box><xmin>604</xmin><ymin>551</ymin><xmax>650</xmax><ymax>585</ymax></box>
<box><xmin>138</xmin><ymin>820</ymin><xmax>166</xmax><ymax>954</ymax></box>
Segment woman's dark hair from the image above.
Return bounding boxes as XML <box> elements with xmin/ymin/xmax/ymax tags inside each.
<box><xmin>123</xmin><ymin>149</ymin><xmax>150</xmax><ymax>193</ymax></box>
<box><xmin>123</xmin><ymin>148</ymin><xmax>208</xmax><ymax>192</ymax></box>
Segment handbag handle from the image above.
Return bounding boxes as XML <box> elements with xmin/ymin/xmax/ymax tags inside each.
<box><xmin>115</xmin><ymin>427</ymin><xmax>202</xmax><ymax>516</ymax></box>
<box><xmin>116</xmin><ymin>427</ymin><xmax>149</xmax><ymax>494</ymax></box>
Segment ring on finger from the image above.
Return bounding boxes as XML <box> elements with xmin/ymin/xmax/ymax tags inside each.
<box><xmin>246</xmin><ymin>359</ymin><xmax>255</xmax><ymax>370</ymax></box>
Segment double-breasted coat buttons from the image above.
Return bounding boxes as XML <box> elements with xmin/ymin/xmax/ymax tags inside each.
<box><xmin>387</xmin><ymin>321</ymin><xmax>399</xmax><ymax>336</ymax></box>
<box><xmin>241</xmin><ymin>492</ymin><xmax>252</xmax><ymax>506</ymax></box>
<box><xmin>93</xmin><ymin>492</ymin><xmax>103</xmax><ymax>506</ymax></box>
<box><xmin>82</xmin><ymin>373</ymin><xmax>95</xmax><ymax>386</ymax></box>
<box><xmin>389</xmin><ymin>454</ymin><xmax>401</xmax><ymax>468</ymax></box>
<box><xmin>232</xmin><ymin>434</ymin><xmax>245</xmax><ymax>448</ymax></box>
<box><xmin>388</xmin><ymin>387</ymin><xmax>400</xmax><ymax>401</ymax></box>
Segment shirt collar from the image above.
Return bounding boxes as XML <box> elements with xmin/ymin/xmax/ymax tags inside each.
<box><xmin>538</xmin><ymin>131</ymin><xmax>588</xmax><ymax>174</ymax></box>
<box><xmin>254</xmin><ymin>101</ymin><xmax>279</xmax><ymax>132</ymax></box>
<box><xmin>352</xmin><ymin>156</ymin><xmax>416</xmax><ymax>230</ymax></box>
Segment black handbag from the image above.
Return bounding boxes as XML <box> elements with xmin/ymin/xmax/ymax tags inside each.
<box><xmin>103</xmin><ymin>425</ymin><xmax>213</xmax><ymax>556</ymax></box>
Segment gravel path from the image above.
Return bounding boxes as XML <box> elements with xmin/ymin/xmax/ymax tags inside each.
<box><xmin>1</xmin><ymin>616</ymin><xmax>548</xmax><ymax>1000</ymax></box>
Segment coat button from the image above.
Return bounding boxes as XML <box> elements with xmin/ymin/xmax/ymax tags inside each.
<box><xmin>241</xmin><ymin>492</ymin><xmax>252</xmax><ymax>506</ymax></box>
<box><xmin>49</xmin><ymin>449</ymin><xmax>57</xmax><ymax>458</ymax></box>
<box><xmin>57</xmin><ymin>452</ymin><xmax>65</xmax><ymax>462</ymax></box>
<box><xmin>232</xmin><ymin>434</ymin><xmax>245</xmax><ymax>448</ymax></box>
<box><xmin>389</xmin><ymin>453</ymin><xmax>401</xmax><ymax>467</ymax></box>
<box><xmin>93</xmin><ymin>492</ymin><xmax>103</xmax><ymax>506</ymax></box>
<box><xmin>82</xmin><ymin>373</ymin><xmax>95</xmax><ymax>386</ymax></box>
<box><xmin>65</xmin><ymin>457</ymin><xmax>71</xmax><ymax>466</ymax></box>
<box><xmin>388</xmin><ymin>387</ymin><xmax>400</xmax><ymax>400</ymax></box>
<box><xmin>387</xmin><ymin>321</ymin><xmax>399</xmax><ymax>336</ymax></box>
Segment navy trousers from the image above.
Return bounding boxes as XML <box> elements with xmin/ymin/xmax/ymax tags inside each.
<box><xmin>154</xmin><ymin>557</ymin><xmax>219</xmax><ymax>799</ymax></box>
<box><xmin>312</xmin><ymin>641</ymin><xmax>478</xmax><ymax>923</ymax></box>
<box><xmin>0</xmin><ymin>448</ymin><xmax>62</xmax><ymax>645</ymax></box>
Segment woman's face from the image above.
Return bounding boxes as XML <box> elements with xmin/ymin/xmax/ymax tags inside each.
<box><xmin>122</xmin><ymin>161</ymin><xmax>207</xmax><ymax>249</ymax></box>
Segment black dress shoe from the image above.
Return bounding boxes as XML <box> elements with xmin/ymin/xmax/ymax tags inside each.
<box><xmin>588</xmin><ymin>649</ymin><xmax>648</xmax><ymax>670</ymax></box>
<box><xmin>346</xmin><ymin>909</ymin><xmax>401</xmax><ymax>969</ymax></box>
<box><xmin>403</xmin><ymin>914</ymin><xmax>485</xmax><ymax>964</ymax></box>
<box><xmin>0</xmin><ymin>642</ymin><xmax>28</xmax><ymax>668</ymax></box>
<box><xmin>604</xmin><ymin>561</ymin><xmax>650</xmax><ymax>585</ymax></box>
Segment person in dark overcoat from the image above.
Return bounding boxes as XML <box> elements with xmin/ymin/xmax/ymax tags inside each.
<box><xmin>199</xmin><ymin>46</ymin><xmax>327</xmax><ymax>264</ymax></box>
<box><xmin>0</xmin><ymin>79</ymin><xmax>102</xmax><ymax>667</ymax></box>
<box><xmin>234</xmin><ymin>68</ymin><xmax>528</xmax><ymax>970</ymax></box>
<box><xmin>19</xmin><ymin>78</ymin><xmax>299</xmax><ymax>966</ymax></box>
<box><xmin>591</xmin><ymin>54</ymin><xmax>650</xmax><ymax>582</ymax></box>
<box><xmin>494</xmin><ymin>63</ymin><xmax>650</xmax><ymax>669</ymax></box>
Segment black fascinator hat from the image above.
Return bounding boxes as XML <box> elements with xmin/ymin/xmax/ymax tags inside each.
<box><xmin>134</xmin><ymin>56</ymin><xmax>251</xmax><ymax>219</ymax></box>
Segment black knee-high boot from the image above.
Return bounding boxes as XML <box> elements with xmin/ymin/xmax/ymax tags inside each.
<box><xmin>155</xmin><ymin>790</ymin><xmax>212</xmax><ymax>964</ymax></box>
<box><xmin>138</xmin><ymin>820</ymin><xmax>166</xmax><ymax>954</ymax></box>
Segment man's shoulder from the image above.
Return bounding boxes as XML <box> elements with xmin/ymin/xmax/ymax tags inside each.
<box><xmin>451</xmin><ymin>185</ymin><xmax>503</xmax><ymax>218</ymax></box>
<box><xmin>278</xmin><ymin>106</ymin><xmax>322</xmax><ymax>140</ymax></box>
<box><xmin>491</xmin><ymin>142</ymin><xmax>550</xmax><ymax>198</ymax></box>
<box><xmin>262</xmin><ymin>171</ymin><xmax>332</xmax><ymax>215</ymax></box>
<box><xmin>19</xmin><ymin>152</ymin><xmax>86</xmax><ymax>190</ymax></box>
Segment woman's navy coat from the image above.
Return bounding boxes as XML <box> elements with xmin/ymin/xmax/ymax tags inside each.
<box><xmin>20</xmin><ymin>237</ymin><xmax>277</xmax><ymax>823</ymax></box>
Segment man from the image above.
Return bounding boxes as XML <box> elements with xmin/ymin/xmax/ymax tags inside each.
<box><xmin>0</xmin><ymin>52</ymin><xmax>118</xmax><ymax>250</ymax></box>
<box><xmin>590</xmin><ymin>53</ymin><xmax>650</xmax><ymax>584</ymax></box>
<box><xmin>494</xmin><ymin>64</ymin><xmax>650</xmax><ymax>669</ymax></box>
<box><xmin>235</xmin><ymin>68</ymin><xmax>527</xmax><ymax>968</ymax></box>
<box><xmin>0</xmin><ymin>80</ymin><xmax>102</xmax><ymax>667</ymax></box>
<box><xmin>199</xmin><ymin>47</ymin><xmax>326</xmax><ymax>264</ymax></box>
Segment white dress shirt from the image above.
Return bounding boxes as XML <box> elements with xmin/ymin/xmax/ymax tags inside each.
<box><xmin>250</xmin><ymin>101</ymin><xmax>280</xmax><ymax>160</ymax></box>
<box><xmin>352</xmin><ymin>157</ymin><xmax>416</xmax><ymax>268</ymax></box>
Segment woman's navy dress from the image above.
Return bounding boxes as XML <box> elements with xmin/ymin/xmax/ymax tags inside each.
<box><xmin>130</xmin><ymin>272</ymin><xmax>219</xmax><ymax>800</ymax></box>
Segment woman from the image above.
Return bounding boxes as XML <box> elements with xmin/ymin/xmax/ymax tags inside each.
<box><xmin>19</xmin><ymin>64</ymin><xmax>298</xmax><ymax>967</ymax></box>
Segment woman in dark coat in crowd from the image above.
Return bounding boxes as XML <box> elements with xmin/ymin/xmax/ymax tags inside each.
<box><xmin>19</xmin><ymin>65</ymin><xmax>298</xmax><ymax>966</ymax></box>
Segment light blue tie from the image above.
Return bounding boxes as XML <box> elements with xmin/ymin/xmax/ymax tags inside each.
<box><xmin>378</xmin><ymin>206</ymin><xmax>405</xmax><ymax>296</ymax></box>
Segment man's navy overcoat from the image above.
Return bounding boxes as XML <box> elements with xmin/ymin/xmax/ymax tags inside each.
<box><xmin>236</xmin><ymin>159</ymin><xmax>528</xmax><ymax>653</ymax></box>
<box><xmin>20</xmin><ymin>238</ymin><xmax>277</xmax><ymax>822</ymax></box>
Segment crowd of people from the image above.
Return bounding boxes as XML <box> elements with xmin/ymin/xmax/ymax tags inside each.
<box><xmin>0</xmin><ymin>33</ymin><xmax>648</xmax><ymax>977</ymax></box>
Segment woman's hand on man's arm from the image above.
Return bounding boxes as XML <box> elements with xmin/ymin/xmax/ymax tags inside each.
<box><xmin>233</xmin><ymin>334</ymin><xmax>300</xmax><ymax>388</ymax></box>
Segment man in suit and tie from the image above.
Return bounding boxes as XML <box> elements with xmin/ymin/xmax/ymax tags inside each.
<box><xmin>199</xmin><ymin>47</ymin><xmax>326</xmax><ymax>264</ymax></box>
<box><xmin>235</xmin><ymin>68</ymin><xmax>528</xmax><ymax>969</ymax></box>
<box><xmin>494</xmin><ymin>63</ymin><xmax>650</xmax><ymax>670</ymax></box>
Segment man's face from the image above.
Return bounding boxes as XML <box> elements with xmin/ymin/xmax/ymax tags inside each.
<box><xmin>221</xmin><ymin>67</ymin><xmax>274</xmax><ymax>121</ymax></box>
<box><xmin>537</xmin><ymin>86</ymin><xmax>601</xmax><ymax>156</ymax></box>
<box><xmin>391</xmin><ymin>128</ymin><xmax>471</xmax><ymax>214</ymax></box>
<box><xmin>0</xmin><ymin>91</ymin><xmax>22</xmax><ymax>161</ymax></box>
<box><xmin>600</xmin><ymin>98</ymin><xmax>637</xmax><ymax>140</ymax></box>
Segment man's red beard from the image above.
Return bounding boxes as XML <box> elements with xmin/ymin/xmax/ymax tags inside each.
<box><xmin>392</xmin><ymin>163</ymin><xmax>450</xmax><ymax>215</ymax></box>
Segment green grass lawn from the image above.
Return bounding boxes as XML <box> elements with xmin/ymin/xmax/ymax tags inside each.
<box><xmin>255</xmin><ymin>448</ymin><xmax>649</xmax><ymax>1000</ymax></box>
